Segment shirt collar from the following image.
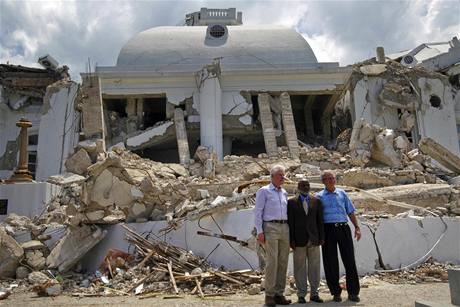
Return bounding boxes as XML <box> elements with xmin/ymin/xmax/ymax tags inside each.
<box><xmin>299</xmin><ymin>193</ymin><xmax>310</xmax><ymax>202</ymax></box>
<box><xmin>269</xmin><ymin>182</ymin><xmax>282</xmax><ymax>191</ymax></box>
<box><xmin>323</xmin><ymin>188</ymin><xmax>338</xmax><ymax>195</ymax></box>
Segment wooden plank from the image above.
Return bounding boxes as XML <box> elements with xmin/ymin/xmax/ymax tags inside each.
<box><xmin>213</xmin><ymin>271</ymin><xmax>244</xmax><ymax>285</ymax></box>
<box><xmin>167</xmin><ymin>261</ymin><xmax>179</xmax><ymax>294</ymax></box>
<box><xmin>195</xmin><ymin>278</ymin><xmax>204</xmax><ymax>299</ymax></box>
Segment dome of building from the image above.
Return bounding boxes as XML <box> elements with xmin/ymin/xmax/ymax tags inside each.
<box><xmin>116</xmin><ymin>25</ymin><xmax>318</xmax><ymax>71</ymax></box>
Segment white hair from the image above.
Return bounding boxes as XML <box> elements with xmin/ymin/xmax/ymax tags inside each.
<box><xmin>321</xmin><ymin>170</ymin><xmax>336</xmax><ymax>181</ymax></box>
<box><xmin>270</xmin><ymin>164</ymin><xmax>286</xmax><ymax>177</ymax></box>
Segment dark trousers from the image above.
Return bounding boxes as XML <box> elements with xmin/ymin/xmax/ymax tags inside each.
<box><xmin>322</xmin><ymin>223</ymin><xmax>360</xmax><ymax>296</ymax></box>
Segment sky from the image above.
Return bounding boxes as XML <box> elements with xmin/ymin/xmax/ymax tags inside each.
<box><xmin>1</xmin><ymin>0</ymin><xmax>459</xmax><ymax>81</ymax></box>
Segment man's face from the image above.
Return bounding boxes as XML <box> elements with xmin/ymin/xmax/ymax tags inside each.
<box><xmin>298</xmin><ymin>181</ymin><xmax>310</xmax><ymax>195</ymax></box>
<box><xmin>322</xmin><ymin>174</ymin><xmax>336</xmax><ymax>190</ymax></box>
<box><xmin>272</xmin><ymin>171</ymin><xmax>285</xmax><ymax>187</ymax></box>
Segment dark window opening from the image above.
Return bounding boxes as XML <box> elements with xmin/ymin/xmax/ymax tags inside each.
<box><xmin>105</xmin><ymin>99</ymin><xmax>127</xmax><ymax>117</ymax></box>
<box><xmin>209</xmin><ymin>25</ymin><xmax>226</xmax><ymax>38</ymax></box>
<box><xmin>0</xmin><ymin>199</ymin><xmax>8</xmax><ymax>215</ymax></box>
<box><xmin>143</xmin><ymin>97</ymin><xmax>167</xmax><ymax>129</ymax></box>
<box><xmin>429</xmin><ymin>95</ymin><xmax>441</xmax><ymax>108</ymax></box>
<box><xmin>134</xmin><ymin>140</ymin><xmax>180</xmax><ymax>164</ymax></box>
<box><xmin>289</xmin><ymin>94</ymin><xmax>332</xmax><ymax>144</ymax></box>
<box><xmin>231</xmin><ymin>137</ymin><xmax>266</xmax><ymax>157</ymax></box>
<box><xmin>28</xmin><ymin>134</ymin><xmax>38</xmax><ymax>146</ymax></box>
<box><xmin>251</xmin><ymin>95</ymin><xmax>260</xmax><ymax>123</ymax></box>
<box><xmin>28</xmin><ymin>151</ymin><xmax>37</xmax><ymax>179</ymax></box>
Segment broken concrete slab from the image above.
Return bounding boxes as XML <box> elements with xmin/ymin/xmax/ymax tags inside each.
<box><xmin>46</xmin><ymin>225</ymin><xmax>106</xmax><ymax>272</ymax></box>
<box><xmin>47</xmin><ymin>173</ymin><xmax>86</xmax><ymax>186</ymax></box>
<box><xmin>77</xmin><ymin>138</ymin><xmax>106</xmax><ymax>162</ymax></box>
<box><xmin>20</xmin><ymin>240</ymin><xmax>46</xmax><ymax>251</ymax></box>
<box><xmin>419</xmin><ymin>138</ymin><xmax>460</xmax><ymax>174</ymax></box>
<box><xmin>359</xmin><ymin>64</ymin><xmax>387</xmax><ymax>76</ymax></box>
<box><xmin>25</xmin><ymin>250</ymin><xmax>46</xmax><ymax>270</ymax></box>
<box><xmin>64</xmin><ymin>148</ymin><xmax>92</xmax><ymax>175</ymax></box>
<box><xmin>0</xmin><ymin>228</ymin><xmax>24</xmax><ymax>278</ymax></box>
<box><xmin>371</xmin><ymin>129</ymin><xmax>402</xmax><ymax>168</ymax></box>
<box><xmin>349</xmin><ymin>183</ymin><xmax>454</xmax><ymax>211</ymax></box>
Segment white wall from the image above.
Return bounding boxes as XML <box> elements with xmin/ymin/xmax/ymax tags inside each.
<box><xmin>0</xmin><ymin>182</ymin><xmax>61</xmax><ymax>221</ymax></box>
<box><xmin>417</xmin><ymin>78</ymin><xmax>460</xmax><ymax>154</ymax></box>
<box><xmin>36</xmin><ymin>81</ymin><xmax>80</xmax><ymax>181</ymax></box>
<box><xmin>81</xmin><ymin>208</ymin><xmax>460</xmax><ymax>275</ymax></box>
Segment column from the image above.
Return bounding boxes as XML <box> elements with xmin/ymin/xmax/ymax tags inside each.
<box><xmin>258</xmin><ymin>93</ymin><xmax>278</xmax><ymax>157</ymax></box>
<box><xmin>174</xmin><ymin>108</ymin><xmax>190</xmax><ymax>165</ymax></box>
<box><xmin>7</xmin><ymin>118</ymin><xmax>33</xmax><ymax>182</ymax></box>
<box><xmin>199</xmin><ymin>72</ymin><xmax>223</xmax><ymax>159</ymax></box>
<box><xmin>280</xmin><ymin>92</ymin><xmax>300</xmax><ymax>159</ymax></box>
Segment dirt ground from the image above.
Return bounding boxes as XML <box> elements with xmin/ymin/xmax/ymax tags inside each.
<box><xmin>1</xmin><ymin>282</ymin><xmax>451</xmax><ymax>307</ymax></box>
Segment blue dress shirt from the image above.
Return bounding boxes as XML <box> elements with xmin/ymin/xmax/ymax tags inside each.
<box><xmin>315</xmin><ymin>188</ymin><xmax>355</xmax><ymax>223</ymax></box>
<box><xmin>253</xmin><ymin>183</ymin><xmax>288</xmax><ymax>234</ymax></box>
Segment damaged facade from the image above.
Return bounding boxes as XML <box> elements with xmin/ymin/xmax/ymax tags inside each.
<box><xmin>91</xmin><ymin>7</ymin><xmax>349</xmax><ymax>162</ymax></box>
<box><xmin>0</xmin><ymin>59</ymin><xmax>79</xmax><ymax>181</ymax></box>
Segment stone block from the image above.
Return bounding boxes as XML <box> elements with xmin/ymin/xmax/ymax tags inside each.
<box><xmin>65</xmin><ymin>148</ymin><xmax>92</xmax><ymax>175</ymax></box>
<box><xmin>46</xmin><ymin>225</ymin><xmax>106</xmax><ymax>272</ymax></box>
<box><xmin>25</xmin><ymin>250</ymin><xmax>46</xmax><ymax>270</ymax></box>
<box><xmin>0</xmin><ymin>228</ymin><xmax>24</xmax><ymax>278</ymax></box>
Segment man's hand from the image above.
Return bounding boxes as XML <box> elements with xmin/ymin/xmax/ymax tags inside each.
<box><xmin>355</xmin><ymin>227</ymin><xmax>361</xmax><ymax>241</ymax></box>
<box><xmin>290</xmin><ymin>242</ymin><xmax>296</xmax><ymax>250</ymax></box>
<box><xmin>257</xmin><ymin>233</ymin><xmax>265</xmax><ymax>244</ymax></box>
<box><xmin>319</xmin><ymin>240</ymin><xmax>325</xmax><ymax>246</ymax></box>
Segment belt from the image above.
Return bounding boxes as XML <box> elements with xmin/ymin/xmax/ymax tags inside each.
<box><xmin>325</xmin><ymin>222</ymin><xmax>348</xmax><ymax>227</ymax></box>
<box><xmin>265</xmin><ymin>220</ymin><xmax>288</xmax><ymax>224</ymax></box>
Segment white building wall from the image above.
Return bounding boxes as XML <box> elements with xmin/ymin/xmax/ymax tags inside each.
<box><xmin>80</xmin><ymin>209</ymin><xmax>460</xmax><ymax>274</ymax></box>
<box><xmin>0</xmin><ymin>182</ymin><xmax>61</xmax><ymax>221</ymax></box>
<box><xmin>417</xmin><ymin>78</ymin><xmax>460</xmax><ymax>154</ymax></box>
<box><xmin>36</xmin><ymin>81</ymin><xmax>80</xmax><ymax>181</ymax></box>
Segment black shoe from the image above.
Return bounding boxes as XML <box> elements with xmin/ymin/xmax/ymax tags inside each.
<box><xmin>297</xmin><ymin>296</ymin><xmax>307</xmax><ymax>304</ymax></box>
<box><xmin>348</xmin><ymin>295</ymin><xmax>360</xmax><ymax>302</ymax></box>
<box><xmin>310</xmin><ymin>295</ymin><xmax>324</xmax><ymax>303</ymax></box>
<box><xmin>274</xmin><ymin>295</ymin><xmax>292</xmax><ymax>305</ymax></box>
<box><xmin>333</xmin><ymin>295</ymin><xmax>342</xmax><ymax>302</ymax></box>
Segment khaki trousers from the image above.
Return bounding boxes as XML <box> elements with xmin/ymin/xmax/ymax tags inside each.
<box><xmin>263</xmin><ymin>222</ymin><xmax>290</xmax><ymax>297</ymax></box>
<box><xmin>293</xmin><ymin>242</ymin><xmax>321</xmax><ymax>297</ymax></box>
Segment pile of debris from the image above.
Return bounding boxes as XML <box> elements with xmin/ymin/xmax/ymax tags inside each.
<box><xmin>367</xmin><ymin>258</ymin><xmax>453</xmax><ymax>284</ymax></box>
<box><xmin>0</xmin><ymin>225</ymin><xmax>262</xmax><ymax>299</ymax></box>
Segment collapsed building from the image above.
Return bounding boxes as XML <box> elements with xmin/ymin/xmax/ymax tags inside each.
<box><xmin>0</xmin><ymin>7</ymin><xmax>460</xmax><ymax>300</ymax></box>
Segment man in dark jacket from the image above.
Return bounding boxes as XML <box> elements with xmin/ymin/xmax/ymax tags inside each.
<box><xmin>287</xmin><ymin>179</ymin><xmax>324</xmax><ymax>304</ymax></box>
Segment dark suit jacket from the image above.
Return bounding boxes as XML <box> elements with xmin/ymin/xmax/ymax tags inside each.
<box><xmin>287</xmin><ymin>194</ymin><xmax>324</xmax><ymax>247</ymax></box>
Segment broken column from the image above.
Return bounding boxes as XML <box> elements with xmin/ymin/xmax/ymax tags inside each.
<box><xmin>419</xmin><ymin>137</ymin><xmax>460</xmax><ymax>174</ymax></box>
<box><xmin>376</xmin><ymin>46</ymin><xmax>385</xmax><ymax>64</ymax></box>
<box><xmin>174</xmin><ymin>108</ymin><xmax>190</xmax><ymax>165</ymax></box>
<box><xmin>280</xmin><ymin>92</ymin><xmax>300</xmax><ymax>159</ymax></box>
<box><xmin>80</xmin><ymin>76</ymin><xmax>105</xmax><ymax>139</ymax></box>
<box><xmin>258</xmin><ymin>93</ymin><xmax>278</xmax><ymax>157</ymax></box>
<box><xmin>7</xmin><ymin>118</ymin><xmax>33</xmax><ymax>182</ymax></box>
<box><xmin>198</xmin><ymin>66</ymin><xmax>223</xmax><ymax>159</ymax></box>
<box><xmin>126</xmin><ymin>97</ymin><xmax>139</xmax><ymax>134</ymax></box>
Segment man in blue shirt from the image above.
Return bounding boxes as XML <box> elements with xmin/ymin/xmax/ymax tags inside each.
<box><xmin>315</xmin><ymin>170</ymin><xmax>361</xmax><ymax>303</ymax></box>
<box><xmin>254</xmin><ymin>165</ymin><xmax>291</xmax><ymax>307</ymax></box>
